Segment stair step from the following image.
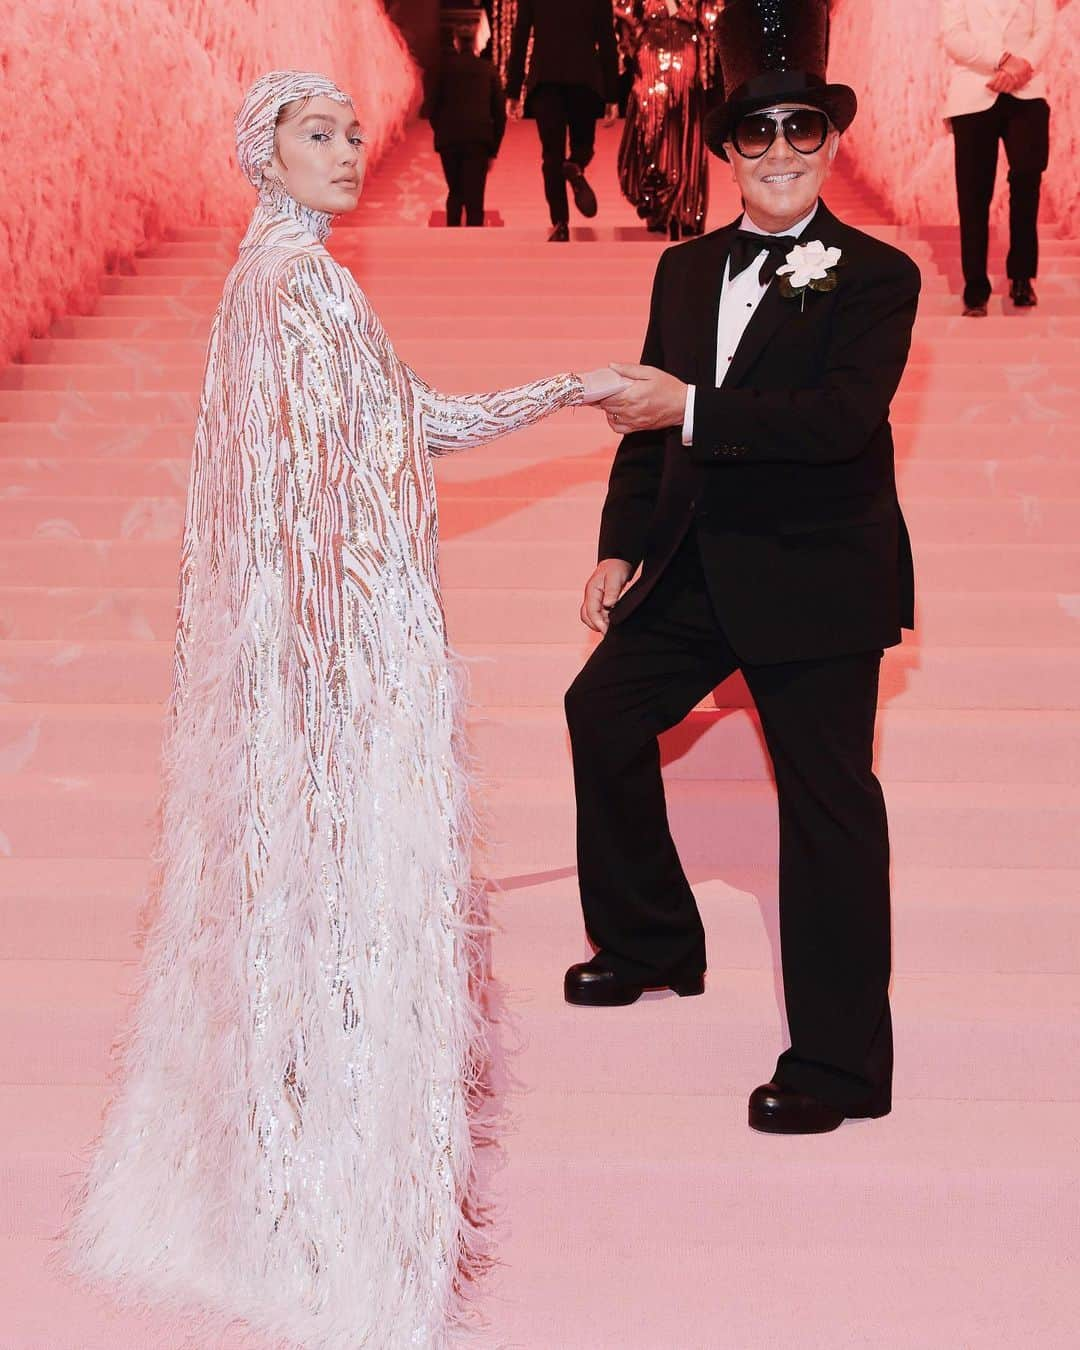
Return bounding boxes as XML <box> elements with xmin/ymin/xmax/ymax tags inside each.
<box><xmin>7</xmin><ymin>359</ymin><xmax>1080</xmax><ymax>400</ymax></box>
<box><xmin>2</xmin><ymin>585</ymin><xmax>1078</xmax><ymax>648</ymax></box>
<box><xmin>26</xmin><ymin>332</ymin><xmax>1080</xmax><ymax>369</ymax></box>
<box><xmin>1</xmin><ymin>493</ymin><xmax>1077</xmax><ymax>547</ymax></box>
<box><xmin>2</xmin><ymin>861</ymin><xmax>1077</xmax><ymax>972</ymax></box>
<box><xmin>3</xmin><ymin>385</ymin><xmax>1078</xmax><ymax>425</ymax></box>
<box><xmin>0</xmin><ymin>958</ymin><xmax>1075</xmax><ymax>1099</ymax></box>
<box><xmin>2</xmin><ymin>537</ymin><xmax>1077</xmax><ymax>591</ymax></box>
<box><xmin>2</xmin><ymin>702</ymin><xmax>1078</xmax><ymax>784</ymax></box>
<box><xmin>0</xmin><ymin>774</ymin><xmax>1076</xmax><ymax>867</ymax></box>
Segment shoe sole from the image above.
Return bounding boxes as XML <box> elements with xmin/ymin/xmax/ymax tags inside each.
<box><xmin>748</xmin><ymin>1113</ymin><xmax>845</xmax><ymax>1134</ymax></box>
<box><xmin>563</xmin><ymin>166</ymin><xmax>598</xmax><ymax>219</ymax></box>
<box><xmin>564</xmin><ymin>974</ymin><xmax>705</xmax><ymax>1007</ymax></box>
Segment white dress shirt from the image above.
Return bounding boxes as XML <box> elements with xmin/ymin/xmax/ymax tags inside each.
<box><xmin>941</xmin><ymin>0</ymin><xmax>1055</xmax><ymax>120</ymax></box>
<box><xmin>681</xmin><ymin>203</ymin><xmax>819</xmax><ymax>446</ymax></box>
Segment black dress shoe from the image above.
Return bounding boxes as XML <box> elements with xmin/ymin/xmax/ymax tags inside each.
<box><xmin>748</xmin><ymin>1082</ymin><xmax>845</xmax><ymax>1134</ymax></box>
<box><xmin>562</xmin><ymin>161</ymin><xmax>598</xmax><ymax>218</ymax></box>
<box><xmin>548</xmin><ymin>221</ymin><xmax>570</xmax><ymax>243</ymax></box>
<box><xmin>962</xmin><ymin>302</ymin><xmax>988</xmax><ymax>317</ymax></box>
<box><xmin>564</xmin><ymin>957</ymin><xmax>705</xmax><ymax>1007</ymax></box>
<box><xmin>1010</xmin><ymin>278</ymin><xmax>1038</xmax><ymax>307</ymax></box>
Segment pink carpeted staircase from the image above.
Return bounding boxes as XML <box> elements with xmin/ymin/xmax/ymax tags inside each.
<box><xmin>1</xmin><ymin>122</ymin><xmax>1078</xmax><ymax>1347</ymax></box>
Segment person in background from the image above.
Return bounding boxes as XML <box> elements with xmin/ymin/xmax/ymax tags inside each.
<box><xmin>506</xmin><ymin>0</ymin><xmax>621</xmax><ymax>241</ymax></box>
<box><xmin>615</xmin><ymin>0</ymin><xmax>718</xmax><ymax>240</ymax></box>
<box><xmin>424</xmin><ymin>20</ymin><xmax>506</xmax><ymax>226</ymax></box>
<box><xmin>942</xmin><ymin>0</ymin><xmax>1055</xmax><ymax>315</ymax></box>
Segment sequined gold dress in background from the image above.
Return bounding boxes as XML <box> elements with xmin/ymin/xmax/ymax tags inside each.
<box><xmin>616</xmin><ymin>0</ymin><xmax>717</xmax><ymax>237</ymax></box>
<box><xmin>65</xmin><ymin>188</ymin><xmax>582</xmax><ymax>1348</ymax></box>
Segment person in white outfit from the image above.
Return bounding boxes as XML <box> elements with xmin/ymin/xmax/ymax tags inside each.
<box><xmin>941</xmin><ymin>0</ymin><xmax>1055</xmax><ymax>313</ymax></box>
<box><xmin>63</xmin><ymin>68</ymin><xmax>618</xmax><ymax>1350</ymax></box>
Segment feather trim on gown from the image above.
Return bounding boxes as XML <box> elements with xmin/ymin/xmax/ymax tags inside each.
<box><xmin>63</xmin><ymin>191</ymin><xmax>582</xmax><ymax>1349</ymax></box>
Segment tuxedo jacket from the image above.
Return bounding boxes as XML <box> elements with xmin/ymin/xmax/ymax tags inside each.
<box><xmin>598</xmin><ymin>202</ymin><xmax>922</xmax><ymax>665</ymax></box>
<box><xmin>942</xmin><ymin>0</ymin><xmax>1055</xmax><ymax>119</ymax></box>
<box><xmin>506</xmin><ymin>0</ymin><xmax>620</xmax><ymax>111</ymax></box>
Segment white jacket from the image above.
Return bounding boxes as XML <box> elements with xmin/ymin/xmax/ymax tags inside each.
<box><xmin>941</xmin><ymin>0</ymin><xmax>1055</xmax><ymax>119</ymax></box>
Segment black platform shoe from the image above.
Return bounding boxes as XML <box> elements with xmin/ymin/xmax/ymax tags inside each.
<box><xmin>1010</xmin><ymin>278</ymin><xmax>1038</xmax><ymax>307</ymax></box>
<box><xmin>562</xmin><ymin>161</ymin><xmax>598</xmax><ymax>218</ymax></box>
<box><xmin>548</xmin><ymin>222</ymin><xmax>570</xmax><ymax>243</ymax></box>
<box><xmin>748</xmin><ymin>1082</ymin><xmax>846</xmax><ymax>1134</ymax></box>
<box><xmin>564</xmin><ymin>956</ymin><xmax>705</xmax><ymax>1007</ymax></box>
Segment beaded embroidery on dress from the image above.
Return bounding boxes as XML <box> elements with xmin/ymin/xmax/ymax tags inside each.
<box><xmin>64</xmin><ymin>71</ymin><xmax>582</xmax><ymax>1349</ymax></box>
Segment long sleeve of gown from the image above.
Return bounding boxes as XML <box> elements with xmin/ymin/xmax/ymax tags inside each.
<box><xmin>406</xmin><ymin>365</ymin><xmax>584</xmax><ymax>454</ymax></box>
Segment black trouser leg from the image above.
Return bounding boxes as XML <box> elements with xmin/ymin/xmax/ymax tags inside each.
<box><xmin>439</xmin><ymin>150</ymin><xmax>465</xmax><ymax>227</ymax></box>
<box><xmin>565</xmin><ymin>538</ymin><xmax>734</xmax><ymax>983</ymax></box>
<box><xmin>951</xmin><ymin>101</ymin><xmax>1001</xmax><ymax>308</ymax></box>
<box><xmin>742</xmin><ymin>649</ymin><xmax>892</xmax><ymax>1115</ymax></box>
<box><xmin>1001</xmin><ymin>95</ymin><xmax>1050</xmax><ymax>283</ymax></box>
<box><xmin>458</xmin><ymin>146</ymin><xmax>490</xmax><ymax>226</ymax></box>
<box><xmin>565</xmin><ymin>83</ymin><xmax>599</xmax><ymax>173</ymax></box>
<box><xmin>531</xmin><ymin>84</ymin><xmax>572</xmax><ymax>224</ymax></box>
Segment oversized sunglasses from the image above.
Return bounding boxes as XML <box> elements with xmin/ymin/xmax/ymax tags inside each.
<box><xmin>732</xmin><ymin>108</ymin><xmax>831</xmax><ymax>159</ymax></box>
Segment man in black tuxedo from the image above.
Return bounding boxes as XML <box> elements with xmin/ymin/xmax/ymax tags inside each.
<box><xmin>563</xmin><ymin>0</ymin><xmax>921</xmax><ymax>1134</ymax></box>
<box><xmin>506</xmin><ymin>0</ymin><xmax>620</xmax><ymax>241</ymax></box>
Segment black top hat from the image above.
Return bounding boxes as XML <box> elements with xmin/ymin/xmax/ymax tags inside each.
<box><xmin>704</xmin><ymin>0</ymin><xmax>857</xmax><ymax>160</ymax></box>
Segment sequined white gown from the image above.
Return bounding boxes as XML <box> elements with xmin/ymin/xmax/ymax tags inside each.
<box><xmin>66</xmin><ymin>193</ymin><xmax>582</xmax><ymax>1348</ymax></box>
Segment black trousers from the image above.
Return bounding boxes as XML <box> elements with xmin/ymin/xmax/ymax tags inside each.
<box><xmin>565</xmin><ymin>531</ymin><xmax>893</xmax><ymax>1114</ymax></box>
<box><xmin>951</xmin><ymin>94</ymin><xmax>1050</xmax><ymax>307</ymax></box>
<box><xmin>439</xmin><ymin>144</ymin><xmax>490</xmax><ymax>227</ymax></box>
<box><xmin>530</xmin><ymin>82</ymin><xmax>599</xmax><ymax>224</ymax></box>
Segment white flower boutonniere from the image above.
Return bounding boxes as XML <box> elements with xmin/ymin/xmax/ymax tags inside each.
<box><xmin>776</xmin><ymin>241</ymin><xmax>843</xmax><ymax>311</ymax></box>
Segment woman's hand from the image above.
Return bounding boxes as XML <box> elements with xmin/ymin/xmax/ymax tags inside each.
<box><xmin>580</xmin><ymin>367</ymin><xmax>633</xmax><ymax>404</ymax></box>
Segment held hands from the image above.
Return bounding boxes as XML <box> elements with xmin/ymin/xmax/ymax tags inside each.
<box><xmin>987</xmin><ymin>54</ymin><xmax>1034</xmax><ymax>94</ymax></box>
<box><xmin>594</xmin><ymin>363</ymin><xmax>688</xmax><ymax>434</ymax></box>
<box><xmin>580</xmin><ymin>558</ymin><xmax>633</xmax><ymax>633</ymax></box>
<box><xmin>602</xmin><ymin>103</ymin><xmax>619</xmax><ymax>128</ymax></box>
<box><xmin>507</xmin><ymin>97</ymin><xmax>524</xmax><ymax>120</ymax></box>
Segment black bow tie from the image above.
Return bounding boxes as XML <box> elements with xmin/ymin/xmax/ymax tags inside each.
<box><xmin>728</xmin><ymin>229</ymin><xmax>797</xmax><ymax>286</ymax></box>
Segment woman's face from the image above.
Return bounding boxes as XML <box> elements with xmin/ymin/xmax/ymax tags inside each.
<box><xmin>266</xmin><ymin>96</ymin><xmax>367</xmax><ymax>214</ymax></box>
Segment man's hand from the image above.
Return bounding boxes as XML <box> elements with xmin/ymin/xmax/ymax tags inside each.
<box><xmin>597</xmin><ymin>363</ymin><xmax>688</xmax><ymax>434</ymax></box>
<box><xmin>988</xmin><ymin>53</ymin><xmax>1034</xmax><ymax>94</ymax></box>
<box><xmin>507</xmin><ymin>97</ymin><xmax>524</xmax><ymax>120</ymax></box>
<box><xmin>581</xmin><ymin>558</ymin><xmax>633</xmax><ymax>633</ymax></box>
<box><xmin>602</xmin><ymin>102</ymin><xmax>619</xmax><ymax>127</ymax></box>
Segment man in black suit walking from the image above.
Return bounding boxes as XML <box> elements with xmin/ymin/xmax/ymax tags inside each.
<box><xmin>563</xmin><ymin>0</ymin><xmax>921</xmax><ymax>1135</ymax></box>
<box><xmin>506</xmin><ymin>0</ymin><xmax>620</xmax><ymax>241</ymax></box>
<box><xmin>423</xmin><ymin>21</ymin><xmax>507</xmax><ymax>226</ymax></box>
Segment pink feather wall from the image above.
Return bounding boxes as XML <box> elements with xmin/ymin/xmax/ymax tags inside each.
<box><xmin>830</xmin><ymin>0</ymin><xmax>1078</xmax><ymax>233</ymax></box>
<box><xmin>0</xmin><ymin>0</ymin><xmax>419</xmax><ymax>364</ymax></box>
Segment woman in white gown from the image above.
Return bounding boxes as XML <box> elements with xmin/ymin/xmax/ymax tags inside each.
<box><xmin>66</xmin><ymin>70</ymin><xmax>608</xmax><ymax>1348</ymax></box>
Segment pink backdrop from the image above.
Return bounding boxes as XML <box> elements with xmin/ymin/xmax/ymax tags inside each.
<box><xmin>831</xmin><ymin>0</ymin><xmax>1079</xmax><ymax>234</ymax></box>
<box><xmin>0</xmin><ymin>0</ymin><xmax>419</xmax><ymax>364</ymax></box>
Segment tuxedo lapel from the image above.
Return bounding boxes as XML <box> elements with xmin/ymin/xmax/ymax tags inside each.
<box><xmin>725</xmin><ymin>200</ymin><xmax>838</xmax><ymax>389</ymax></box>
<box><xmin>685</xmin><ymin>223</ymin><xmax>737</xmax><ymax>387</ymax></box>
<box><xmin>723</xmin><ymin>277</ymin><xmax>790</xmax><ymax>390</ymax></box>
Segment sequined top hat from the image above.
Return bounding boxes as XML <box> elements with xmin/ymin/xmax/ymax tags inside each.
<box><xmin>704</xmin><ymin>0</ymin><xmax>857</xmax><ymax>160</ymax></box>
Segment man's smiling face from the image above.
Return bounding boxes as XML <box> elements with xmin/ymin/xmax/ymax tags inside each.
<box><xmin>725</xmin><ymin>103</ymin><xmax>840</xmax><ymax>233</ymax></box>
